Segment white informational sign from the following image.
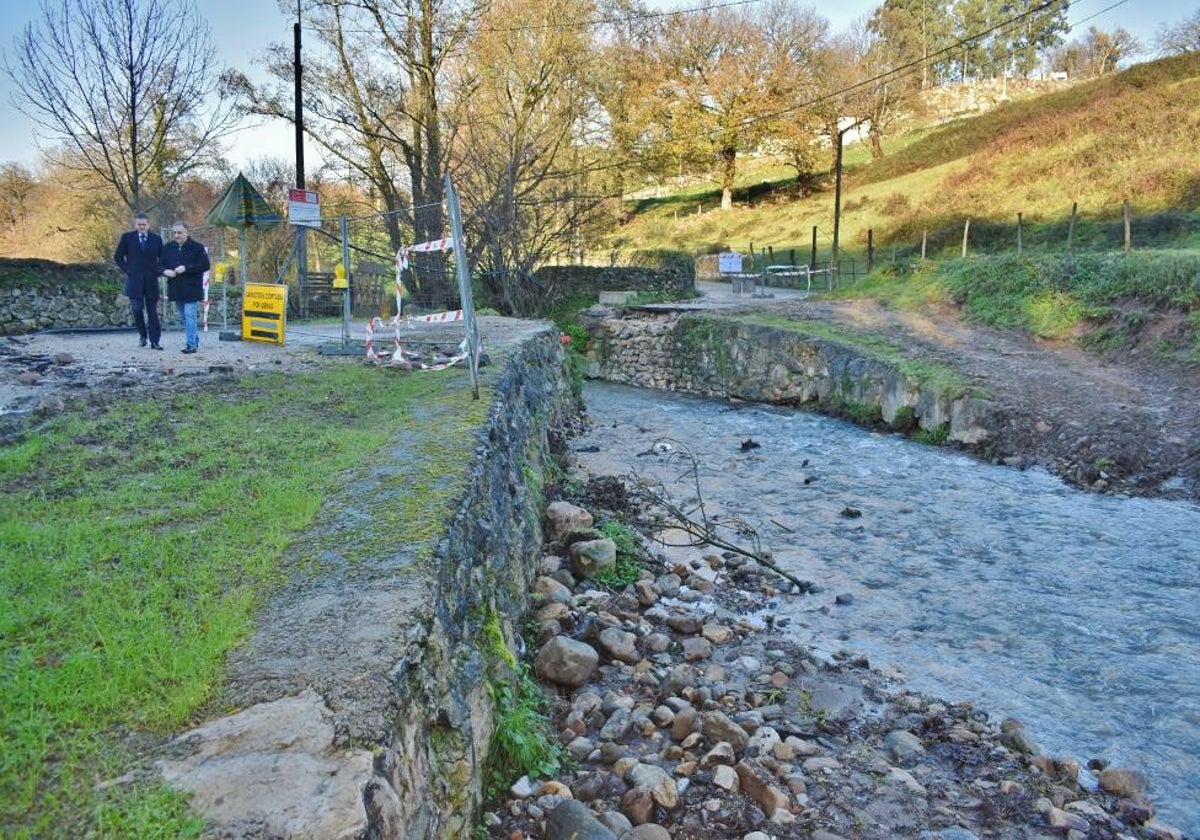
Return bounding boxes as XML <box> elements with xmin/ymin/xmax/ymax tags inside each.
<box><xmin>717</xmin><ymin>252</ymin><xmax>743</xmax><ymax>274</ymax></box>
<box><xmin>288</xmin><ymin>189</ymin><xmax>321</xmax><ymax>228</ymax></box>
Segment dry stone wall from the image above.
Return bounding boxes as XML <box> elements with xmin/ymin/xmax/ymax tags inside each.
<box><xmin>0</xmin><ymin>259</ymin><xmax>129</xmax><ymax>335</ymax></box>
<box><xmin>586</xmin><ymin>308</ymin><xmax>997</xmax><ymax>445</ymax></box>
<box><xmin>0</xmin><ymin>284</ymin><xmax>128</xmax><ymax>334</ymax></box>
<box><xmin>532</xmin><ymin>259</ymin><xmax>694</xmax><ymax>306</ymax></box>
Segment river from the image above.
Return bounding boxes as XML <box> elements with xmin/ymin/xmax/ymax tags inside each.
<box><xmin>573</xmin><ymin>382</ymin><xmax>1200</xmax><ymax>836</ymax></box>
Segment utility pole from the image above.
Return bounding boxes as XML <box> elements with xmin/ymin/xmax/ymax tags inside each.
<box><xmin>294</xmin><ymin>0</ymin><xmax>308</xmax><ymax>308</ymax></box>
<box><xmin>831</xmin><ymin>121</ymin><xmax>858</xmax><ymax>282</ymax></box>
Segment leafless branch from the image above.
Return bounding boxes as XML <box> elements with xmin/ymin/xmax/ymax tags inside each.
<box><xmin>626</xmin><ymin>439</ymin><xmax>813</xmax><ymax>592</ymax></box>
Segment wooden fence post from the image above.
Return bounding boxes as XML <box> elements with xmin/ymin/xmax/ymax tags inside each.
<box><xmin>1123</xmin><ymin>199</ymin><xmax>1132</xmax><ymax>253</ymax></box>
<box><xmin>867</xmin><ymin>229</ymin><xmax>874</xmax><ymax>273</ymax></box>
<box><xmin>1017</xmin><ymin>212</ymin><xmax>1023</xmax><ymax>256</ymax></box>
<box><xmin>767</xmin><ymin>245</ymin><xmax>774</xmax><ymax>264</ymax></box>
<box><xmin>921</xmin><ymin>230</ymin><xmax>927</xmax><ymax>260</ymax></box>
<box><xmin>1067</xmin><ymin>201</ymin><xmax>1078</xmax><ymax>250</ymax></box>
<box><xmin>962</xmin><ymin>219</ymin><xmax>971</xmax><ymax>258</ymax></box>
<box><xmin>810</xmin><ymin>226</ymin><xmax>818</xmax><ymax>271</ymax></box>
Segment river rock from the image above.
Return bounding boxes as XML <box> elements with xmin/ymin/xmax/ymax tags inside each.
<box><xmin>535</xmin><ymin>636</ymin><xmax>599</xmax><ymax>687</ymax></box>
<box><xmin>545</xmin><ymin>501</ymin><xmax>594</xmax><ymax>542</ymax></box>
<box><xmin>1099</xmin><ymin>767</ymin><xmax>1147</xmax><ymax>797</ymax></box>
<box><xmin>570</xmin><ymin>538</ymin><xmax>617</xmax><ymax>579</ymax></box>
<box><xmin>545</xmin><ymin>799</ymin><xmax>616</xmax><ymax>840</ymax></box>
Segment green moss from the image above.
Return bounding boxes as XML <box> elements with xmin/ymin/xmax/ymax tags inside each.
<box><xmin>672</xmin><ymin>315</ymin><xmax>736</xmax><ymax>380</ymax></box>
<box><xmin>481</xmin><ymin>605</ymin><xmax>564</xmax><ymax>796</ymax></box>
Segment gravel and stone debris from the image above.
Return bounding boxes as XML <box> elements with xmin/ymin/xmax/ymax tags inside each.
<box><xmin>482</xmin><ymin>496</ymin><xmax>1188</xmax><ymax>840</ymax></box>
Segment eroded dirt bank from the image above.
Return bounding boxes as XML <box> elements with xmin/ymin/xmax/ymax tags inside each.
<box><xmin>783</xmin><ymin>297</ymin><xmax>1200</xmax><ymax>500</ymax></box>
<box><xmin>603</xmin><ymin>286</ymin><xmax>1200</xmax><ymax>502</ymax></box>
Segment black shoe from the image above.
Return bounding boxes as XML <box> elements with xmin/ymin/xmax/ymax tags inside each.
<box><xmin>151</xmin><ymin>343</ymin><xmax>163</xmax><ymax>350</ymax></box>
<box><xmin>139</xmin><ymin>337</ymin><xmax>148</xmax><ymax>347</ymax></box>
<box><xmin>181</xmin><ymin>347</ymin><xmax>196</xmax><ymax>354</ymax></box>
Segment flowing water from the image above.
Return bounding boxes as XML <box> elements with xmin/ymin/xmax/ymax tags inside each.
<box><xmin>574</xmin><ymin>382</ymin><xmax>1200</xmax><ymax>835</ymax></box>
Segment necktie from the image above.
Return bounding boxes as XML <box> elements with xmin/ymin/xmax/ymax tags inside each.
<box><xmin>139</xmin><ymin>234</ymin><xmax>146</xmax><ymax>250</ymax></box>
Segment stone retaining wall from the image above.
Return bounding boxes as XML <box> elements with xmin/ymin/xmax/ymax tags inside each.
<box><xmin>585</xmin><ymin>309</ymin><xmax>997</xmax><ymax>445</ymax></box>
<box><xmin>533</xmin><ymin>258</ymin><xmax>695</xmax><ymax>305</ymax></box>
<box><xmin>0</xmin><ymin>284</ymin><xmax>128</xmax><ymax>334</ymax></box>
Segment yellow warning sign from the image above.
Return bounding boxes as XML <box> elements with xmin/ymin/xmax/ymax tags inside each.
<box><xmin>241</xmin><ymin>283</ymin><xmax>287</xmax><ymax>345</ymax></box>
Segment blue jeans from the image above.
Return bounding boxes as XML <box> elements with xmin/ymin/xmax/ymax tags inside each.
<box><xmin>176</xmin><ymin>301</ymin><xmax>199</xmax><ymax>350</ymax></box>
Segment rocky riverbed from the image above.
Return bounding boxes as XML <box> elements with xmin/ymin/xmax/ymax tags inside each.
<box><xmin>479</xmin><ymin>491</ymin><xmax>1189</xmax><ymax>840</ymax></box>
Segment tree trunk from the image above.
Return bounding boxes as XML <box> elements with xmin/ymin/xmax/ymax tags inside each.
<box><xmin>720</xmin><ymin>146</ymin><xmax>736</xmax><ymax>211</ymax></box>
<box><xmin>869</xmin><ymin>125</ymin><xmax>885</xmax><ymax>160</ymax></box>
<box><xmin>825</xmin><ymin>119</ymin><xmax>840</xmax><ymax>171</ymax></box>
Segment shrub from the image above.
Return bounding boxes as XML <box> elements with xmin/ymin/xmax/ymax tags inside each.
<box><xmin>591</xmin><ymin>519</ymin><xmax>644</xmax><ymax>588</ymax></box>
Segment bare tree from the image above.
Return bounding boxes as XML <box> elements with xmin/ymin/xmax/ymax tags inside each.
<box><xmin>450</xmin><ymin>0</ymin><xmax>613</xmax><ymax>314</ymax></box>
<box><xmin>4</xmin><ymin>0</ymin><xmax>238</xmax><ymax>214</ymax></box>
<box><xmin>231</xmin><ymin>0</ymin><xmax>479</xmax><ymax>308</ymax></box>
<box><xmin>1156</xmin><ymin>9</ymin><xmax>1200</xmax><ymax>56</ymax></box>
<box><xmin>1080</xmin><ymin>26</ymin><xmax>1143</xmax><ymax>76</ymax></box>
<box><xmin>0</xmin><ymin>163</ymin><xmax>37</xmax><ymax>235</ymax></box>
<box><xmin>851</xmin><ymin>15</ymin><xmax>922</xmax><ymax>160</ymax></box>
<box><xmin>1051</xmin><ymin>26</ymin><xmax>1144</xmax><ymax>78</ymax></box>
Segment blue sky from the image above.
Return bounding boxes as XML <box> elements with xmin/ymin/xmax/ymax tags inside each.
<box><xmin>0</xmin><ymin>0</ymin><xmax>1190</xmax><ymax>169</ymax></box>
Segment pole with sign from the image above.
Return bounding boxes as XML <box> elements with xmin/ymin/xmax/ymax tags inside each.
<box><xmin>288</xmin><ymin>189</ymin><xmax>321</xmax><ymax>227</ymax></box>
<box><xmin>288</xmin><ymin>189</ymin><xmax>320</xmax><ymax>317</ymax></box>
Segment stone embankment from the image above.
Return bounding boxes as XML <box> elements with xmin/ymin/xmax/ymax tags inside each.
<box><xmin>156</xmin><ymin>327</ymin><xmax>578</xmax><ymax>838</ymax></box>
<box><xmin>0</xmin><ymin>260</ymin><xmax>130</xmax><ymax>334</ymax></box>
<box><xmin>583</xmin><ymin>307</ymin><xmax>995</xmax><ymax>447</ymax></box>
<box><xmin>483</xmin><ymin>498</ymin><xmax>1186</xmax><ymax>840</ymax></box>
<box><xmin>0</xmin><ymin>281</ymin><xmax>127</xmax><ymax>334</ymax></box>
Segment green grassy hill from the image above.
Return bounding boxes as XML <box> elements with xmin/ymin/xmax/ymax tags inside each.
<box><xmin>604</xmin><ymin>52</ymin><xmax>1200</xmax><ymax>265</ymax></box>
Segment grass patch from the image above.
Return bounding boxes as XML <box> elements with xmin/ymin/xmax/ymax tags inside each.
<box><xmin>913</xmin><ymin>423</ymin><xmax>951</xmax><ymax>446</ymax></box>
<box><xmin>590</xmin><ymin>519</ymin><xmax>644</xmax><ymax>589</ymax></box>
<box><xmin>937</xmin><ymin>251</ymin><xmax>1200</xmax><ymax>337</ymax></box>
<box><xmin>819</xmin><ymin>394</ymin><xmax>884</xmax><ymax>426</ymax></box>
<box><xmin>1</xmin><ymin>363</ymin><xmax>487</xmax><ymax>836</ymax></box>
<box><xmin>481</xmin><ymin>611</ymin><xmax>564</xmax><ymax>797</ymax></box>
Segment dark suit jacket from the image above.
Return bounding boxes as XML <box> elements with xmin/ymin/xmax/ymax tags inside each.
<box><xmin>114</xmin><ymin>230</ymin><xmax>165</xmax><ymax>299</ymax></box>
<box><xmin>161</xmin><ymin>238</ymin><xmax>211</xmax><ymax>304</ymax></box>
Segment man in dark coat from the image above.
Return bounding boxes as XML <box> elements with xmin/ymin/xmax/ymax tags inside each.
<box><xmin>161</xmin><ymin>221</ymin><xmax>211</xmax><ymax>354</ymax></box>
<box><xmin>113</xmin><ymin>212</ymin><xmax>165</xmax><ymax>349</ymax></box>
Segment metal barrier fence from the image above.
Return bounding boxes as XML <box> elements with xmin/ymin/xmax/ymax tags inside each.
<box><xmin>722</xmin><ymin>258</ymin><xmax>866</xmax><ymax>298</ymax></box>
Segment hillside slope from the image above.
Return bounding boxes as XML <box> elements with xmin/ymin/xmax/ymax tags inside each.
<box><xmin>606</xmin><ymin>52</ymin><xmax>1200</xmax><ymax>260</ymax></box>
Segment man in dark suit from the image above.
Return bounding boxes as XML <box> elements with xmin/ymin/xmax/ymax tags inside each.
<box><xmin>114</xmin><ymin>212</ymin><xmax>165</xmax><ymax>349</ymax></box>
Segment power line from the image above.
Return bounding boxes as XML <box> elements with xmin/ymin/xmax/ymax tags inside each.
<box><xmin>539</xmin><ymin>0</ymin><xmax>1107</xmax><ymax>182</ymax></box>
<box><xmin>477</xmin><ymin>0</ymin><xmax>762</xmax><ymax>33</ymax></box>
<box><xmin>298</xmin><ymin>0</ymin><xmax>763</xmax><ymax>39</ymax></box>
